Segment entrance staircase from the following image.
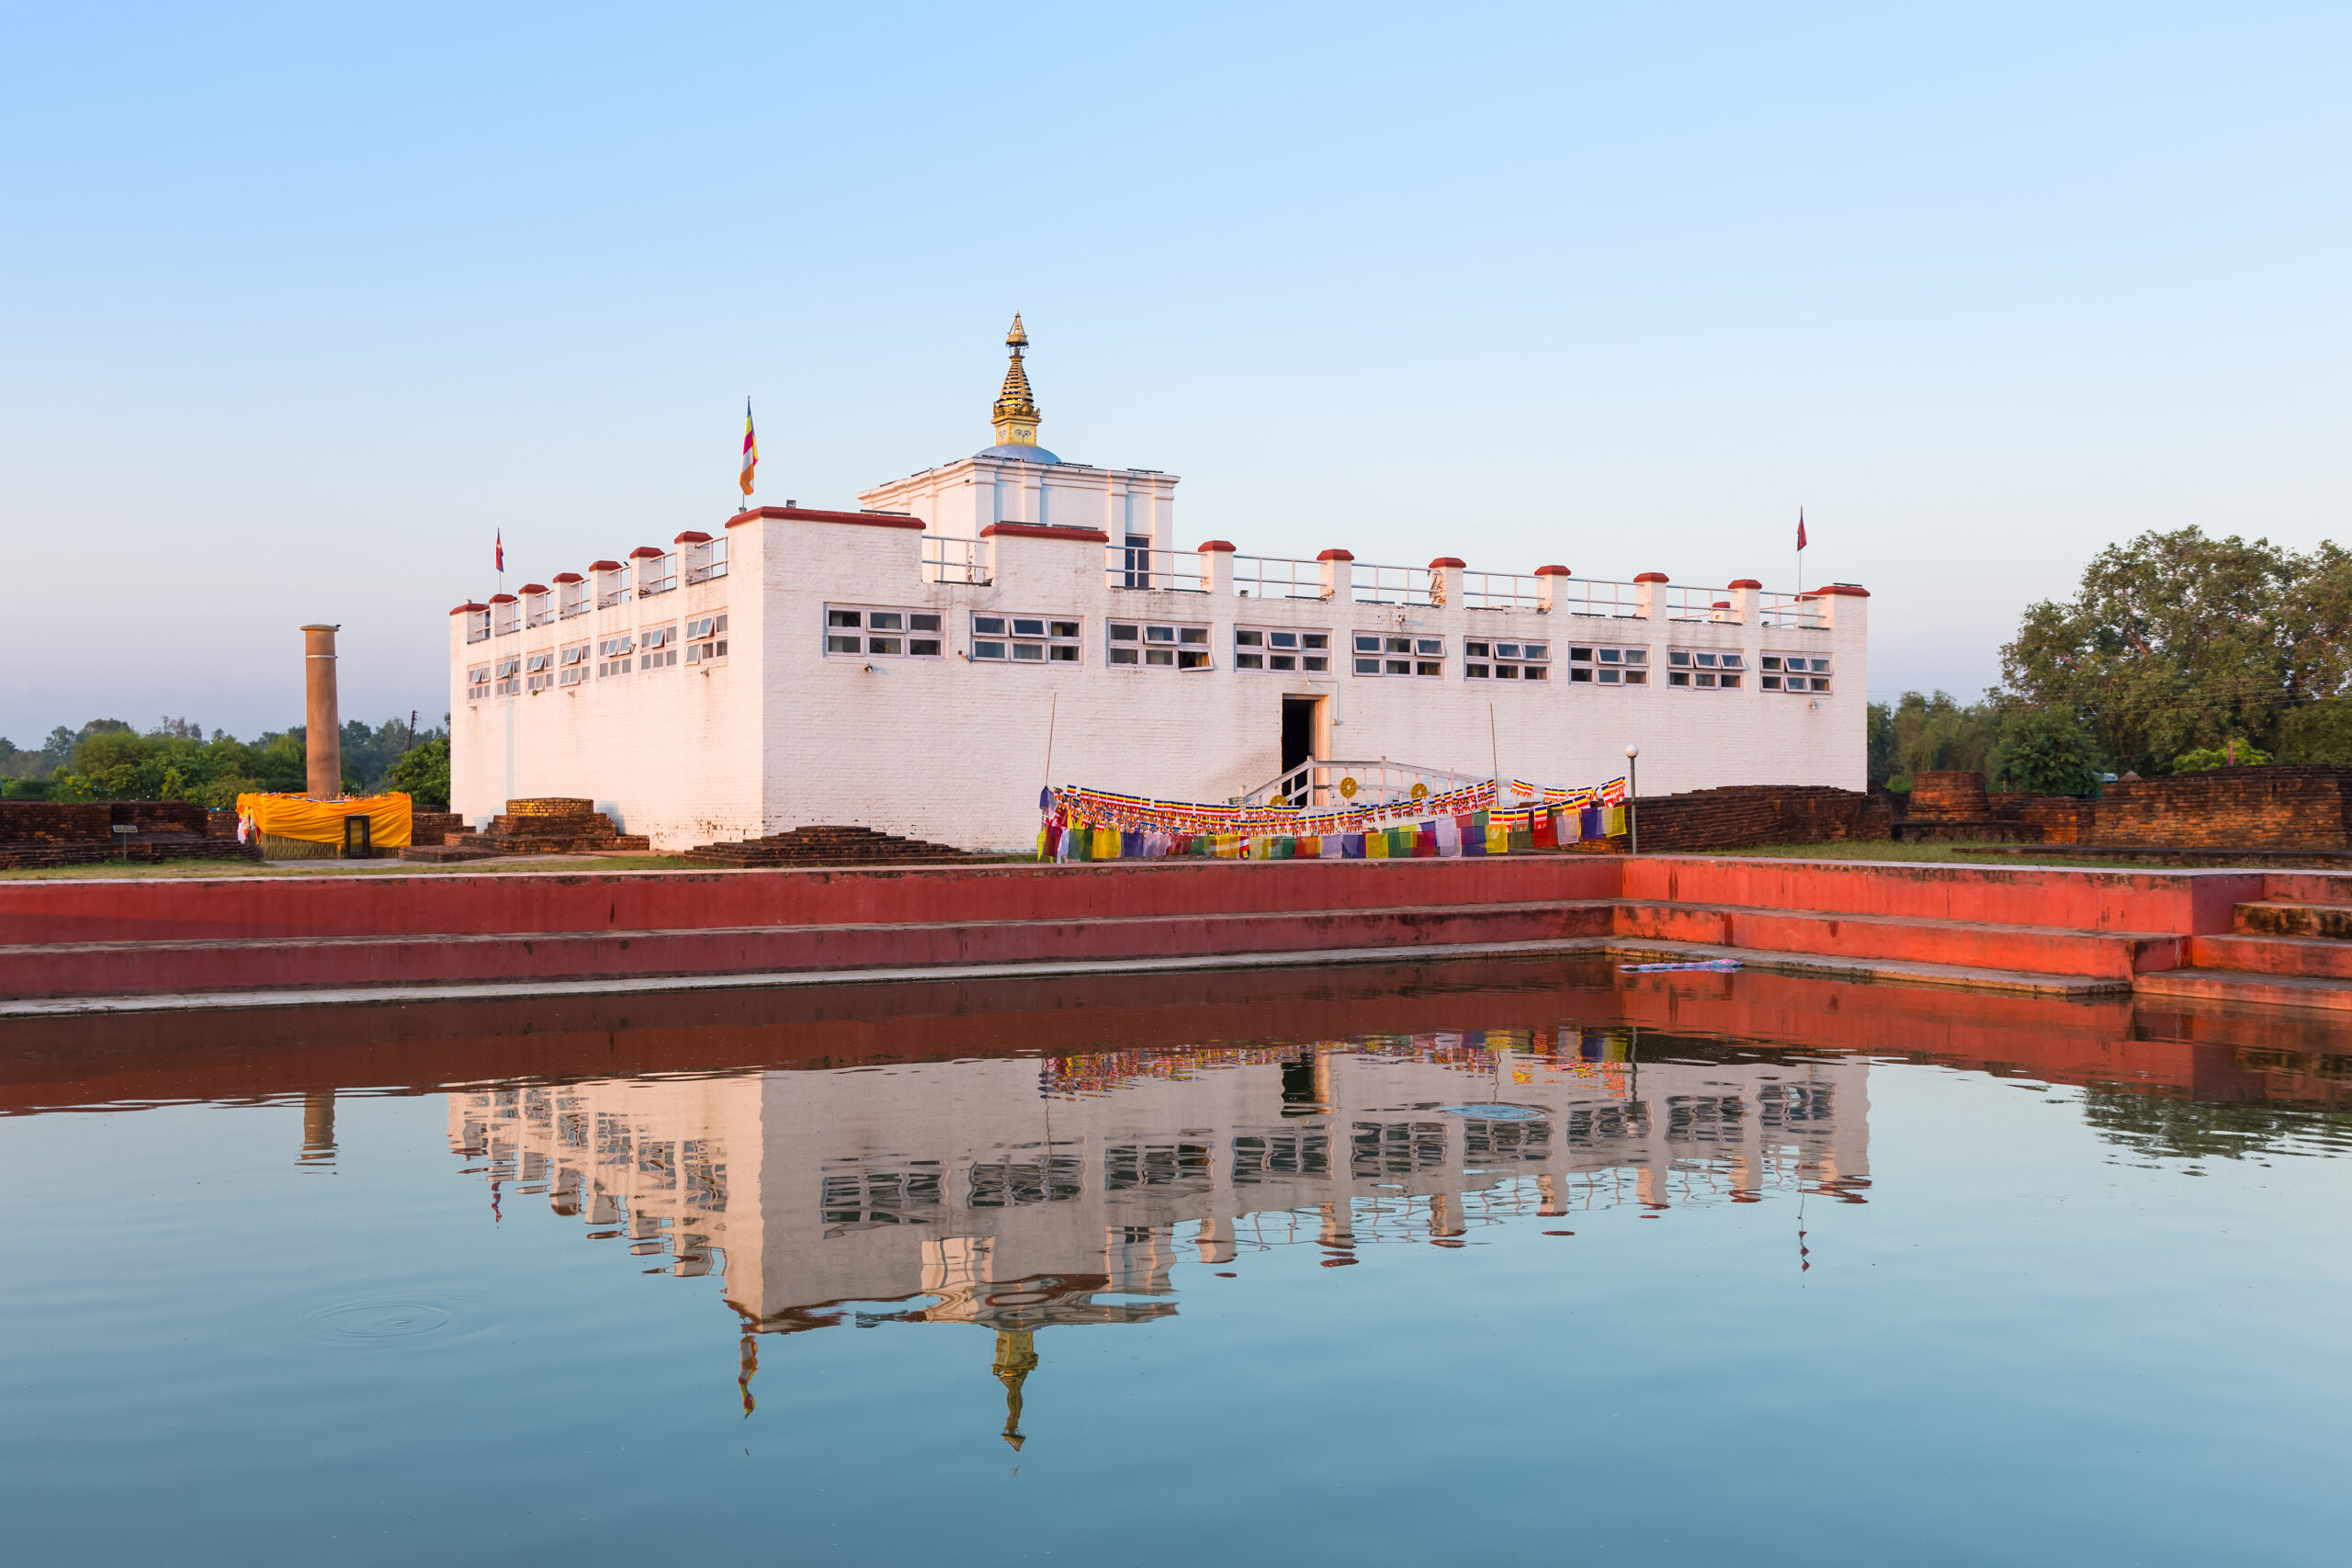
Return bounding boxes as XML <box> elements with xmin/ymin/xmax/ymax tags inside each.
<box><xmin>2133</xmin><ymin>873</ymin><xmax>2352</xmax><ymax>1012</ymax></box>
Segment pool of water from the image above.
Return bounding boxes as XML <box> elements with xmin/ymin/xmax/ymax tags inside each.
<box><xmin>6</xmin><ymin>957</ymin><xmax>2349</xmax><ymax>1565</ymax></box>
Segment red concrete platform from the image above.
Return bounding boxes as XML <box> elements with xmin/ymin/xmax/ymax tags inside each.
<box><xmin>4</xmin><ymin>854</ymin><xmax>2351</xmax><ymax>1013</ymax></box>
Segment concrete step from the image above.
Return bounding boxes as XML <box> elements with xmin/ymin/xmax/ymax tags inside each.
<box><xmin>1614</xmin><ymin>899</ymin><xmax>2184</xmax><ymax>979</ymax></box>
<box><xmin>0</xmin><ymin>898</ymin><xmax>1619</xmax><ymax>1000</ymax></box>
<box><xmin>2232</xmin><ymin>901</ymin><xmax>2352</xmax><ymax>939</ymax></box>
<box><xmin>2187</xmin><ymin>933</ymin><xmax>2352</xmax><ymax>980</ymax></box>
<box><xmin>1627</xmin><ymin>857</ymin><xmax>2250</xmax><ymax>937</ymax></box>
<box><xmin>2133</xmin><ymin>966</ymin><xmax>2352</xmax><ymax>1014</ymax></box>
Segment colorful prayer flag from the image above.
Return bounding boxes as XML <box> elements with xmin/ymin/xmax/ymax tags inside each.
<box><xmin>740</xmin><ymin>399</ymin><xmax>758</xmax><ymax>497</ymax></box>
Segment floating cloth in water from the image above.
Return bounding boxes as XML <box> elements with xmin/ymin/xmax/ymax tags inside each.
<box><xmin>1617</xmin><ymin>958</ymin><xmax>1743</xmax><ymax>973</ymax></box>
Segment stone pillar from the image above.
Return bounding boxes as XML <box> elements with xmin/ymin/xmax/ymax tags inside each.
<box><xmin>1534</xmin><ymin>564</ymin><xmax>1571</xmax><ymax>613</ymax></box>
<box><xmin>301</xmin><ymin>624</ymin><xmax>342</xmax><ymax>800</ymax></box>
<box><xmin>1725</xmin><ymin>579</ymin><xmax>1761</xmax><ymax>625</ymax></box>
<box><xmin>1428</xmin><ymin>557</ymin><xmax>1465</xmax><ymax>607</ymax></box>
<box><xmin>1633</xmin><ymin>571</ymin><xmax>1668</xmax><ymax>621</ymax></box>
<box><xmin>1317</xmin><ymin>547</ymin><xmax>1353</xmax><ymax>602</ymax></box>
<box><xmin>1196</xmin><ymin>539</ymin><xmax>1235</xmax><ymax>595</ymax></box>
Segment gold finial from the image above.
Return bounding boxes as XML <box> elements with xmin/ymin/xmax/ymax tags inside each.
<box><xmin>992</xmin><ymin>1328</ymin><xmax>1037</xmax><ymax>1450</ymax></box>
<box><xmin>991</xmin><ymin>315</ymin><xmax>1041</xmax><ymax>446</ymax></box>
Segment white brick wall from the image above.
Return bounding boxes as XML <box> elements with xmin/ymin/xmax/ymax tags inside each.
<box><xmin>453</xmin><ymin>500</ymin><xmax>1868</xmax><ymax>853</ymax></box>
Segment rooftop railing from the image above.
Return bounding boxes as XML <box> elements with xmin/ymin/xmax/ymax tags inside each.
<box><xmin>1232</xmin><ymin>555</ymin><xmax>1328</xmax><ymax>600</ymax></box>
<box><xmin>1461</xmin><ymin>570</ymin><xmax>1545</xmax><ymax>612</ymax></box>
<box><xmin>922</xmin><ymin>536</ymin><xmax>990</xmax><ymax>585</ymax></box>
<box><xmin>1663</xmin><ymin>584</ymin><xmax>1736</xmax><ymax>623</ymax></box>
<box><xmin>1350</xmin><ymin>561</ymin><xmax>1436</xmax><ymax>607</ymax></box>
<box><xmin>1105</xmin><ymin>544</ymin><xmax>1208</xmax><ymax>594</ymax></box>
<box><xmin>1758</xmin><ymin>592</ymin><xmax>1827</xmax><ymax>630</ymax></box>
<box><xmin>524</xmin><ymin>598</ymin><xmax>553</xmax><ymax>628</ymax></box>
<box><xmin>1546</xmin><ymin>578</ymin><xmax>1645</xmax><ymax>618</ymax></box>
<box><xmin>685</xmin><ymin>538</ymin><xmax>729</xmax><ymax>585</ymax></box>
<box><xmin>596</xmin><ymin>575</ymin><xmax>630</xmax><ymax>610</ymax></box>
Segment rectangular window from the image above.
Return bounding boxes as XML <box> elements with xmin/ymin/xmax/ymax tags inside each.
<box><xmin>686</xmin><ymin>614</ymin><xmax>729</xmax><ymax>665</ymax></box>
<box><xmin>525</xmin><ymin>649</ymin><xmax>555</xmax><ymax>694</ymax></box>
<box><xmin>1566</xmin><ymin>645</ymin><xmax>1649</xmax><ymax>685</ymax></box>
<box><xmin>1760</xmin><ymin>653</ymin><xmax>1831</xmax><ymax>693</ymax></box>
<box><xmin>466</xmin><ymin>663</ymin><xmax>491</xmax><ymax>702</ymax></box>
<box><xmin>1235</xmin><ymin>627</ymin><xmax>1330</xmax><ymax>672</ymax></box>
<box><xmin>558</xmin><ymin>641</ymin><xmax>590</xmax><ymax>686</ymax></box>
<box><xmin>637</xmin><ymin>554</ymin><xmax>677</xmax><ymax>597</ymax></box>
<box><xmin>492</xmin><ymin>601</ymin><xmax>520</xmax><ymax>637</ymax></box>
<box><xmin>1110</xmin><ymin>621</ymin><xmax>1213</xmax><ymax>670</ymax></box>
<box><xmin>971</xmin><ymin>614</ymin><xmax>1080</xmax><ymax>664</ymax></box>
<box><xmin>597</xmin><ymin>569</ymin><xmax>631</xmax><ymax>610</ymax></box>
<box><xmin>827</xmin><ymin>606</ymin><xmax>944</xmax><ymax>660</ymax></box>
<box><xmin>559</xmin><ymin>581</ymin><xmax>591</xmax><ymax>620</ymax></box>
<box><xmin>524</xmin><ymin>593</ymin><xmax>553</xmax><ymax>629</ymax></box>
<box><xmin>639</xmin><ymin>624</ymin><xmax>679</xmax><ymax>670</ymax></box>
<box><xmin>493</xmin><ymin>655</ymin><xmax>522</xmax><ymax>697</ymax></box>
<box><xmin>597</xmin><ymin>634</ymin><xmax>635</xmax><ymax>678</ymax></box>
<box><xmin>1352</xmin><ymin>633</ymin><xmax>1445</xmax><ymax>677</ymax></box>
<box><xmin>1464</xmin><ymin>638</ymin><xmax>1550</xmax><ymax>681</ymax></box>
<box><xmin>1668</xmin><ymin>649</ymin><xmax>1747</xmax><ymax>690</ymax></box>
<box><xmin>464</xmin><ymin>609</ymin><xmax>491</xmax><ymax>644</ymax></box>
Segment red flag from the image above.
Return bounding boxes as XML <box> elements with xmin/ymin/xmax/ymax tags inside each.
<box><xmin>495</xmin><ymin>530</ymin><xmax>505</xmax><ymax>572</ymax></box>
<box><xmin>1796</xmin><ymin>510</ymin><xmax>1807</xmax><ymax>551</ymax></box>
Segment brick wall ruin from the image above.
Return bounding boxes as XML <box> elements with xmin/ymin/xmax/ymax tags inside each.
<box><xmin>1632</xmin><ymin>784</ymin><xmax>1893</xmax><ymax>852</ymax></box>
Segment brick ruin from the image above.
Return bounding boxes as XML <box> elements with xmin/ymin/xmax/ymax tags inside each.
<box><xmin>0</xmin><ymin>801</ymin><xmax>260</xmax><ymax>872</ymax></box>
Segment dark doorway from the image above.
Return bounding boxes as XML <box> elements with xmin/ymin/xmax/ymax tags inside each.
<box><xmin>1281</xmin><ymin>697</ymin><xmax>1318</xmax><ymax>773</ymax></box>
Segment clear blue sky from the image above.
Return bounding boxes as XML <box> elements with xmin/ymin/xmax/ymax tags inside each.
<box><xmin>4</xmin><ymin>3</ymin><xmax>2345</xmax><ymax>744</ymax></box>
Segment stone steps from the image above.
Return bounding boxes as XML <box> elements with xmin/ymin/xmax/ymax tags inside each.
<box><xmin>0</xmin><ymin>897</ymin><xmax>1617</xmax><ymax>1000</ymax></box>
<box><xmin>2233</xmin><ymin>900</ymin><xmax>2352</xmax><ymax>939</ymax></box>
<box><xmin>1615</xmin><ymin>899</ymin><xmax>2184</xmax><ymax>979</ymax></box>
<box><xmin>2187</xmin><ymin>933</ymin><xmax>2352</xmax><ymax>981</ymax></box>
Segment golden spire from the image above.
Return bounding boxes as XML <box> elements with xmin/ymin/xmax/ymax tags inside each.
<box><xmin>992</xmin><ymin>1328</ymin><xmax>1037</xmax><ymax>1450</ymax></box>
<box><xmin>990</xmin><ymin>314</ymin><xmax>1042</xmax><ymax>447</ymax></box>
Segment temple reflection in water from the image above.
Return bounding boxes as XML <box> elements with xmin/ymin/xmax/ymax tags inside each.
<box><xmin>447</xmin><ymin>1026</ymin><xmax>1868</xmax><ymax>1440</ymax></box>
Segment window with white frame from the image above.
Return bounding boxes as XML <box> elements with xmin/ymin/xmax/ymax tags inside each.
<box><xmin>685</xmin><ymin>536</ymin><xmax>729</xmax><ymax>584</ymax></box>
<box><xmin>465</xmin><ymin>609</ymin><xmax>491</xmax><ymax>644</ymax></box>
<box><xmin>596</xmin><ymin>568</ymin><xmax>630</xmax><ymax>609</ymax></box>
<box><xmin>1761</xmin><ymin>653</ymin><xmax>1831</xmax><ymax>693</ymax></box>
<box><xmin>640</xmin><ymin>624</ymin><xmax>679</xmax><ymax>670</ymax></box>
<box><xmin>558</xmin><ymin>641</ymin><xmax>590</xmax><ymax>686</ymax></box>
<box><xmin>1108</xmin><ymin>619</ymin><xmax>1211</xmax><ymax>670</ymax></box>
<box><xmin>827</xmin><ymin>606</ymin><xmax>944</xmax><ymax>659</ymax></box>
<box><xmin>493</xmin><ymin>655</ymin><xmax>522</xmax><ymax>697</ymax></box>
<box><xmin>559</xmin><ymin>581</ymin><xmax>590</xmax><ymax>619</ymax></box>
<box><xmin>1464</xmin><ymin>637</ymin><xmax>1550</xmax><ymax>681</ymax></box>
<box><xmin>597</xmin><ymin>633</ymin><xmax>635</xmax><ymax>677</ymax></box>
<box><xmin>467</xmin><ymin>663</ymin><xmax>491</xmax><ymax>701</ymax></box>
<box><xmin>1351</xmin><ymin>633</ymin><xmax>1445</xmax><ymax>678</ymax></box>
<box><xmin>524</xmin><ymin>592</ymin><xmax>552</xmax><ymax>629</ymax></box>
<box><xmin>1566</xmin><ymin>645</ymin><xmax>1648</xmax><ymax>685</ymax></box>
<box><xmin>637</xmin><ymin>554</ymin><xmax>676</xmax><ymax>597</ymax></box>
<box><xmin>1667</xmin><ymin>649</ymin><xmax>1745</xmax><ymax>689</ymax></box>
<box><xmin>525</xmin><ymin>649</ymin><xmax>555</xmax><ymax>694</ymax></box>
<box><xmin>686</xmin><ymin>614</ymin><xmax>729</xmax><ymax>665</ymax></box>
<box><xmin>492</xmin><ymin>601</ymin><xmax>520</xmax><ymax>637</ymax></box>
<box><xmin>971</xmin><ymin>614</ymin><xmax>1080</xmax><ymax>664</ymax></box>
<box><xmin>1234</xmin><ymin>627</ymin><xmax>1330</xmax><ymax>673</ymax></box>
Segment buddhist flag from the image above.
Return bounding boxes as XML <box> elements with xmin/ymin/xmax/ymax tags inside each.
<box><xmin>1796</xmin><ymin>508</ymin><xmax>1807</xmax><ymax>551</ymax></box>
<box><xmin>740</xmin><ymin>399</ymin><xmax>758</xmax><ymax>497</ymax></box>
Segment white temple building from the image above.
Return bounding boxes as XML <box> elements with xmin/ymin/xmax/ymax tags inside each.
<box><xmin>447</xmin><ymin>319</ymin><xmax>1869</xmax><ymax>851</ymax></box>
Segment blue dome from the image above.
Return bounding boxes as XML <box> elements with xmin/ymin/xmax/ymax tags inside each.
<box><xmin>974</xmin><ymin>444</ymin><xmax>1062</xmax><ymax>465</ymax></box>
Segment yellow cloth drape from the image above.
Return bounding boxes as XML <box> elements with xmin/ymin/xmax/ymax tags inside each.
<box><xmin>235</xmin><ymin>791</ymin><xmax>413</xmax><ymax>848</ymax></box>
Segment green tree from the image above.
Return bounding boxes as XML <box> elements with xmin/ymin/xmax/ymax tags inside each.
<box><xmin>1876</xmin><ymin>690</ymin><xmax>2002</xmax><ymax>790</ymax></box>
<box><xmin>386</xmin><ymin>737</ymin><xmax>450</xmax><ymax>809</ymax></box>
<box><xmin>1989</xmin><ymin>705</ymin><xmax>2106</xmax><ymax>794</ymax></box>
<box><xmin>2001</xmin><ymin>526</ymin><xmax>2352</xmax><ymax>774</ymax></box>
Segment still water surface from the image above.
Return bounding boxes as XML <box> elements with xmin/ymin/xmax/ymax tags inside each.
<box><xmin>4</xmin><ymin>959</ymin><xmax>2349</xmax><ymax>1565</ymax></box>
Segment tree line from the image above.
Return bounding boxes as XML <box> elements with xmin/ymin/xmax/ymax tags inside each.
<box><xmin>0</xmin><ymin>716</ymin><xmax>451</xmax><ymax>809</ymax></box>
<box><xmin>1872</xmin><ymin>525</ymin><xmax>2352</xmax><ymax>794</ymax></box>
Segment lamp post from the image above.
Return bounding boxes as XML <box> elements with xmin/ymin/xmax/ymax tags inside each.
<box><xmin>1624</xmin><ymin>744</ymin><xmax>1640</xmax><ymax>857</ymax></box>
